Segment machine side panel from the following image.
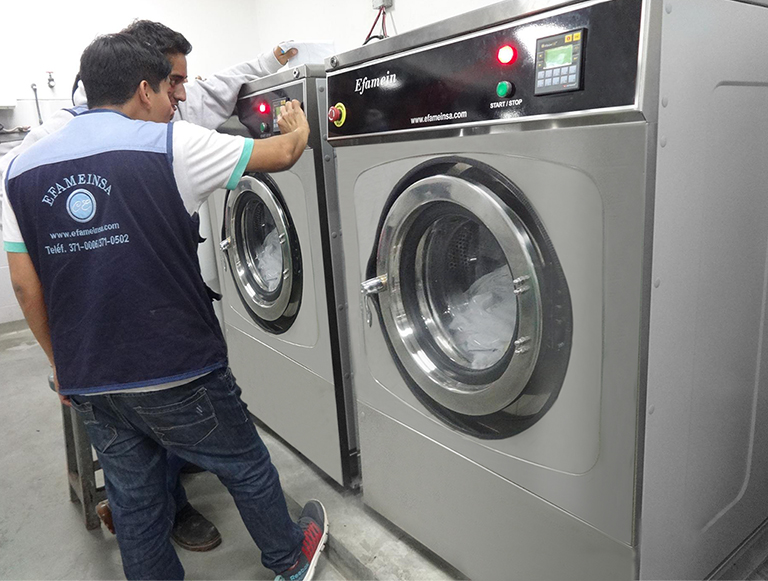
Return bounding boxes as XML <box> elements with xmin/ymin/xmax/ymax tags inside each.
<box><xmin>315</xmin><ymin>78</ymin><xmax>361</xmax><ymax>473</ymax></box>
<box><xmin>641</xmin><ymin>0</ymin><xmax>768</xmax><ymax>578</ymax></box>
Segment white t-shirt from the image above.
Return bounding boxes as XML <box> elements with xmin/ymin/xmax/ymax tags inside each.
<box><xmin>172</xmin><ymin>121</ymin><xmax>252</xmax><ymax>215</ymax></box>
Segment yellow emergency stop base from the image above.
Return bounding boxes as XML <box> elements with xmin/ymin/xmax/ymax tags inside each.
<box><xmin>333</xmin><ymin>102</ymin><xmax>347</xmax><ymax>128</ymax></box>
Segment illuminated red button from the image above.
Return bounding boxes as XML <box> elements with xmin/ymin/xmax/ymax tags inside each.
<box><xmin>328</xmin><ymin>106</ymin><xmax>342</xmax><ymax>122</ymax></box>
<box><xmin>256</xmin><ymin>102</ymin><xmax>270</xmax><ymax>114</ymax></box>
<box><xmin>497</xmin><ymin>45</ymin><xmax>517</xmax><ymax>65</ymax></box>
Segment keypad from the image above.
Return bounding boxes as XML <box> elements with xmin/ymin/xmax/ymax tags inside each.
<box><xmin>534</xmin><ymin>28</ymin><xmax>585</xmax><ymax>96</ymax></box>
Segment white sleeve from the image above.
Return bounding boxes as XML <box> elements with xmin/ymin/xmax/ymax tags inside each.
<box><xmin>0</xmin><ymin>149</ymin><xmax>14</xmax><ymax>231</ymax></box>
<box><xmin>172</xmin><ymin>121</ymin><xmax>253</xmax><ymax>215</ymax></box>
<box><xmin>2</xmin><ymin>176</ymin><xmax>25</xmax><ymax>251</ymax></box>
<box><xmin>174</xmin><ymin>50</ymin><xmax>283</xmax><ymax>129</ymax></box>
<box><xmin>0</xmin><ymin>108</ymin><xmax>76</xmax><ymax>232</ymax></box>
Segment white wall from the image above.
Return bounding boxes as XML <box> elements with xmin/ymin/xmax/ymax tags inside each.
<box><xmin>0</xmin><ymin>0</ymin><xmax>278</xmax><ymax>128</ymax></box>
<box><xmin>0</xmin><ymin>0</ymin><xmax>505</xmax><ymax>122</ymax></box>
<box><xmin>247</xmin><ymin>0</ymin><xmax>503</xmax><ymax>56</ymax></box>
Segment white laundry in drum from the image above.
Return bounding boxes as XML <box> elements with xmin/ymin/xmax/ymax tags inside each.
<box><xmin>255</xmin><ymin>229</ymin><xmax>283</xmax><ymax>292</ymax></box>
<box><xmin>447</xmin><ymin>266</ymin><xmax>517</xmax><ymax>370</ymax></box>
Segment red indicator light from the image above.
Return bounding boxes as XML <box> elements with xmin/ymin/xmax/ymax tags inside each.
<box><xmin>257</xmin><ymin>102</ymin><xmax>270</xmax><ymax>114</ymax></box>
<box><xmin>497</xmin><ymin>45</ymin><xmax>517</xmax><ymax>65</ymax></box>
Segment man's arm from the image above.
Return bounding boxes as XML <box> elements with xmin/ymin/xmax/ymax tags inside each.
<box><xmin>245</xmin><ymin>100</ymin><xmax>309</xmax><ymax>173</ymax></box>
<box><xmin>171</xmin><ymin>99</ymin><xmax>310</xmax><ymax>215</ymax></box>
<box><xmin>8</xmin><ymin>252</ymin><xmax>53</xmax><ymax>365</ymax></box>
<box><xmin>7</xmin><ymin>252</ymin><xmax>65</xmax><ymax>403</ymax></box>
<box><xmin>176</xmin><ymin>46</ymin><xmax>297</xmax><ymax>129</ymax></box>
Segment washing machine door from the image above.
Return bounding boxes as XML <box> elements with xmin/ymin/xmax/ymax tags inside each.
<box><xmin>223</xmin><ymin>175</ymin><xmax>302</xmax><ymax>333</ymax></box>
<box><xmin>364</xmin><ymin>160</ymin><xmax>571</xmax><ymax>436</ymax></box>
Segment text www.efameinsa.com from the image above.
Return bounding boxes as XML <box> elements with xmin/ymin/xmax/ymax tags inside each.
<box><xmin>410</xmin><ymin>111</ymin><xmax>468</xmax><ymax>125</ymax></box>
<box><xmin>49</xmin><ymin>223</ymin><xmax>121</xmax><ymax>240</ymax></box>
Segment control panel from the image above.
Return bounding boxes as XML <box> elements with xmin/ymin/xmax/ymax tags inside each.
<box><xmin>326</xmin><ymin>0</ymin><xmax>642</xmax><ymax>140</ymax></box>
<box><xmin>535</xmin><ymin>29</ymin><xmax>584</xmax><ymax>96</ymax></box>
<box><xmin>236</xmin><ymin>82</ymin><xmax>305</xmax><ymax>139</ymax></box>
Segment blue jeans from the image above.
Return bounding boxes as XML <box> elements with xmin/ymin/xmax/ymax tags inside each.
<box><xmin>69</xmin><ymin>368</ymin><xmax>303</xmax><ymax>580</ymax></box>
<box><xmin>167</xmin><ymin>452</ymin><xmax>189</xmax><ymax>514</ymax></box>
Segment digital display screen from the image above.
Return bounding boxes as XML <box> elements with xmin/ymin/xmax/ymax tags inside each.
<box><xmin>272</xmin><ymin>98</ymin><xmax>287</xmax><ymax>133</ymax></box>
<box><xmin>544</xmin><ymin>45</ymin><xmax>573</xmax><ymax>69</ymax></box>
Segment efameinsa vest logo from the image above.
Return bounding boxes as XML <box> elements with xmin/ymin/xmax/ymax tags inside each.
<box><xmin>66</xmin><ymin>189</ymin><xmax>97</xmax><ymax>223</ymax></box>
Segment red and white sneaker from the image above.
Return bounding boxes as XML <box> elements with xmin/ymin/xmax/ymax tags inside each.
<box><xmin>274</xmin><ymin>500</ymin><xmax>328</xmax><ymax>581</ymax></box>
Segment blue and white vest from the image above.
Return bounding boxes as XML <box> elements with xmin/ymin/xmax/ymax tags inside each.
<box><xmin>6</xmin><ymin>109</ymin><xmax>227</xmax><ymax>395</ymax></box>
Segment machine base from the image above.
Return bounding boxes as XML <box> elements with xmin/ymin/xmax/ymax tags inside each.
<box><xmin>358</xmin><ymin>402</ymin><xmax>636</xmax><ymax>581</ymax></box>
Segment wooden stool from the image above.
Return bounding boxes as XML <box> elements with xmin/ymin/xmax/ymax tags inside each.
<box><xmin>50</xmin><ymin>375</ymin><xmax>108</xmax><ymax>530</ymax></box>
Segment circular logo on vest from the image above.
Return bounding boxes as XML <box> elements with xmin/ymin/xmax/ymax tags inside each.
<box><xmin>66</xmin><ymin>189</ymin><xmax>96</xmax><ymax>223</ymax></box>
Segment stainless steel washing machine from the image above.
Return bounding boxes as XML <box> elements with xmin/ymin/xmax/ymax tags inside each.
<box><xmin>210</xmin><ymin>65</ymin><xmax>358</xmax><ymax>487</ymax></box>
<box><xmin>326</xmin><ymin>0</ymin><xmax>768</xmax><ymax>578</ymax></box>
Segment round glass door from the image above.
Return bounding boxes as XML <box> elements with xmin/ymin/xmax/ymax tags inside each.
<box><xmin>224</xmin><ymin>175</ymin><xmax>301</xmax><ymax>333</ymax></box>
<box><xmin>376</xmin><ymin>174</ymin><xmax>543</xmax><ymax>417</ymax></box>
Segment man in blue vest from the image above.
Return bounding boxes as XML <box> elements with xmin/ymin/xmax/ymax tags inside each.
<box><xmin>3</xmin><ymin>33</ymin><xmax>327</xmax><ymax>581</ymax></box>
<box><xmin>0</xmin><ymin>19</ymin><xmax>301</xmax><ymax>553</ymax></box>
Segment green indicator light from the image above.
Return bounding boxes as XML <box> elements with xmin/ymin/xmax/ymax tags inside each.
<box><xmin>260</xmin><ymin>122</ymin><xmax>269</xmax><ymax>133</ymax></box>
<box><xmin>496</xmin><ymin>81</ymin><xmax>513</xmax><ymax>98</ymax></box>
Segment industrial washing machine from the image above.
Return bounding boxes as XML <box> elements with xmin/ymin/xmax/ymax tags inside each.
<box><xmin>210</xmin><ymin>65</ymin><xmax>358</xmax><ymax>487</ymax></box>
<box><xmin>325</xmin><ymin>0</ymin><xmax>768</xmax><ymax>578</ymax></box>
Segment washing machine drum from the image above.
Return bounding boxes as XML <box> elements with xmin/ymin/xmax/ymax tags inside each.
<box><xmin>365</xmin><ymin>158</ymin><xmax>572</xmax><ymax>439</ymax></box>
<box><xmin>224</xmin><ymin>175</ymin><xmax>302</xmax><ymax>334</ymax></box>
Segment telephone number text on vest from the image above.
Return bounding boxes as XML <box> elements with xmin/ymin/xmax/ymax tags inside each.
<box><xmin>44</xmin><ymin>234</ymin><xmax>130</xmax><ymax>255</ymax></box>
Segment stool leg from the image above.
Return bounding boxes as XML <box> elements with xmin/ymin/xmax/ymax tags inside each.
<box><xmin>70</xmin><ymin>407</ymin><xmax>102</xmax><ymax>531</ymax></box>
<box><xmin>60</xmin><ymin>403</ymin><xmax>79</xmax><ymax>503</ymax></box>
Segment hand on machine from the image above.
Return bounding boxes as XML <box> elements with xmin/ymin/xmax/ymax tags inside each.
<box><xmin>276</xmin><ymin>99</ymin><xmax>309</xmax><ymax>136</ymax></box>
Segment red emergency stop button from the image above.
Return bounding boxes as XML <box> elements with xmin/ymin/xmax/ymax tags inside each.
<box><xmin>329</xmin><ymin>103</ymin><xmax>347</xmax><ymax>127</ymax></box>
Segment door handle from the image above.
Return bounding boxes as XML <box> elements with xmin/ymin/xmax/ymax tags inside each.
<box><xmin>360</xmin><ymin>274</ymin><xmax>388</xmax><ymax>327</ymax></box>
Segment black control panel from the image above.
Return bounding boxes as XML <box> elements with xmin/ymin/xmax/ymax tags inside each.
<box><xmin>236</xmin><ymin>82</ymin><xmax>304</xmax><ymax>139</ymax></box>
<box><xmin>534</xmin><ymin>29</ymin><xmax>585</xmax><ymax>95</ymax></box>
<box><xmin>327</xmin><ymin>0</ymin><xmax>642</xmax><ymax>140</ymax></box>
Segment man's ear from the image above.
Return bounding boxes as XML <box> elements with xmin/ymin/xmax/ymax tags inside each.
<box><xmin>136</xmin><ymin>80</ymin><xmax>153</xmax><ymax>109</ymax></box>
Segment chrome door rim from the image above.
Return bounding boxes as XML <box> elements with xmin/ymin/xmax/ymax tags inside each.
<box><xmin>225</xmin><ymin>176</ymin><xmax>294</xmax><ymax>322</ymax></box>
<box><xmin>377</xmin><ymin>174</ymin><xmax>544</xmax><ymax>416</ymax></box>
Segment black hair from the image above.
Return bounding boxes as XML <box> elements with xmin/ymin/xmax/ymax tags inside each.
<box><xmin>120</xmin><ymin>20</ymin><xmax>192</xmax><ymax>57</ymax></box>
<box><xmin>80</xmin><ymin>33</ymin><xmax>172</xmax><ymax>108</ymax></box>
